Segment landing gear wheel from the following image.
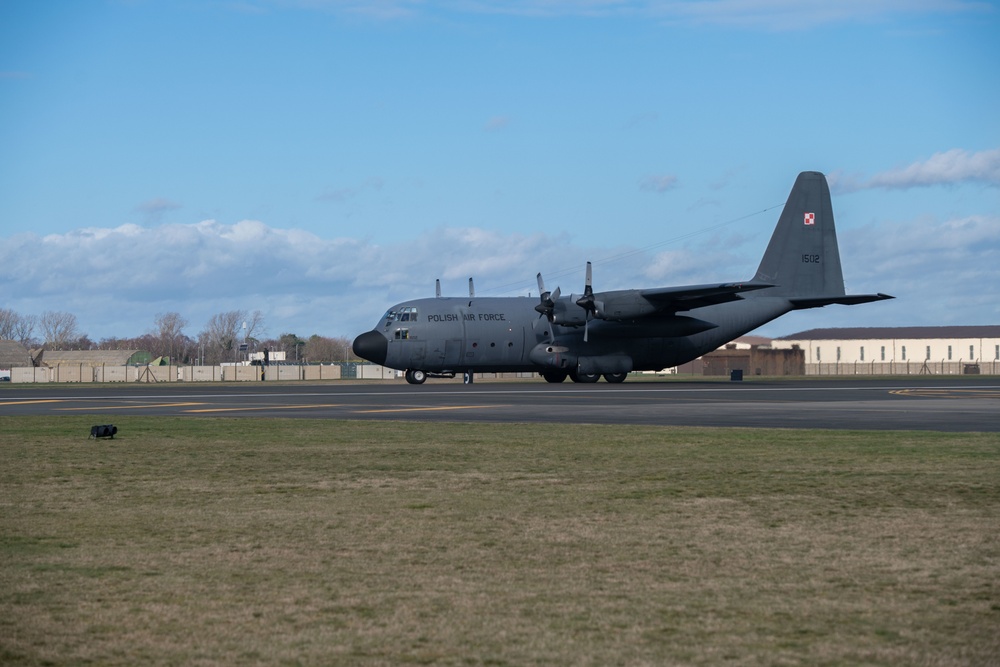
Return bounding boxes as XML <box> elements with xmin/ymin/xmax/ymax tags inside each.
<box><xmin>569</xmin><ymin>371</ymin><xmax>600</xmax><ymax>383</ymax></box>
<box><xmin>603</xmin><ymin>372</ymin><xmax>628</xmax><ymax>384</ymax></box>
<box><xmin>541</xmin><ymin>370</ymin><xmax>568</xmax><ymax>383</ymax></box>
<box><xmin>405</xmin><ymin>369</ymin><xmax>427</xmax><ymax>385</ymax></box>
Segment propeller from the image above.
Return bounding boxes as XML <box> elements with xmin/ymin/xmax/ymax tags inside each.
<box><xmin>469</xmin><ymin>277</ymin><xmax>475</xmax><ymax>298</ymax></box>
<box><xmin>534</xmin><ymin>273</ymin><xmax>561</xmax><ymax>320</ymax></box>
<box><xmin>575</xmin><ymin>262</ymin><xmax>598</xmax><ymax>342</ymax></box>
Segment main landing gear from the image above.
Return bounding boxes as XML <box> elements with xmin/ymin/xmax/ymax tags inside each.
<box><xmin>540</xmin><ymin>370</ymin><xmax>628</xmax><ymax>384</ymax></box>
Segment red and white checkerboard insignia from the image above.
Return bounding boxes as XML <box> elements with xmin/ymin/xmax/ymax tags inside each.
<box><xmin>804</xmin><ymin>212</ymin><xmax>815</xmax><ymax>225</ymax></box>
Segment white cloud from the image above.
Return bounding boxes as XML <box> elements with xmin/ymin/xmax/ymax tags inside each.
<box><xmin>2</xmin><ymin>210</ymin><xmax>992</xmax><ymax>341</ymax></box>
<box><xmin>869</xmin><ymin>149</ymin><xmax>1000</xmax><ymax>189</ymax></box>
<box><xmin>836</xmin><ymin>214</ymin><xmax>1000</xmax><ymax>324</ymax></box>
<box><xmin>830</xmin><ymin>148</ymin><xmax>1000</xmax><ymax>192</ymax></box>
<box><xmin>644</xmin><ymin>0</ymin><xmax>988</xmax><ymax>30</ymax></box>
<box><xmin>639</xmin><ymin>174</ymin><xmax>679</xmax><ymax>193</ymax></box>
<box><xmin>0</xmin><ymin>220</ymin><xmax>563</xmax><ymax>340</ymax></box>
<box><xmin>136</xmin><ymin>197</ymin><xmax>181</xmax><ymax>216</ymax></box>
<box><xmin>271</xmin><ymin>0</ymin><xmax>990</xmax><ymax>28</ymax></box>
<box><xmin>317</xmin><ymin>177</ymin><xmax>385</xmax><ymax>202</ymax></box>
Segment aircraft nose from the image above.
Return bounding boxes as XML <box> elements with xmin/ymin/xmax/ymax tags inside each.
<box><xmin>352</xmin><ymin>330</ymin><xmax>388</xmax><ymax>365</ymax></box>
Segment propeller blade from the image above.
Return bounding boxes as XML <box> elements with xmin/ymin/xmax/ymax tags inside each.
<box><xmin>435</xmin><ymin>279</ymin><xmax>441</xmax><ymax>298</ymax></box>
<box><xmin>576</xmin><ymin>261</ymin><xmax>596</xmax><ymax>312</ymax></box>
<box><xmin>536</xmin><ymin>273</ymin><xmax>549</xmax><ymax>301</ymax></box>
<box><xmin>576</xmin><ymin>262</ymin><xmax>595</xmax><ymax>342</ymax></box>
<box><xmin>469</xmin><ymin>277</ymin><xmax>475</xmax><ymax>298</ymax></box>
<box><xmin>534</xmin><ymin>272</ymin><xmax>560</xmax><ymax>321</ymax></box>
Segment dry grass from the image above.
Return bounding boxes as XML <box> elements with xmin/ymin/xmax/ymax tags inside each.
<box><xmin>1</xmin><ymin>416</ymin><xmax>998</xmax><ymax>666</ymax></box>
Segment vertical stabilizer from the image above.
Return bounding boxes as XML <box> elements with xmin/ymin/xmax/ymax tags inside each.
<box><xmin>753</xmin><ymin>171</ymin><xmax>845</xmax><ymax>298</ymax></box>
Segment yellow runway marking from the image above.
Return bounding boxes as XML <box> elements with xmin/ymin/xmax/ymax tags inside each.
<box><xmin>185</xmin><ymin>404</ymin><xmax>343</xmax><ymax>413</ymax></box>
<box><xmin>356</xmin><ymin>405</ymin><xmax>504</xmax><ymax>414</ymax></box>
<box><xmin>0</xmin><ymin>399</ymin><xmax>64</xmax><ymax>406</ymax></box>
<box><xmin>58</xmin><ymin>402</ymin><xmax>206</xmax><ymax>411</ymax></box>
<box><xmin>891</xmin><ymin>389</ymin><xmax>1000</xmax><ymax>399</ymax></box>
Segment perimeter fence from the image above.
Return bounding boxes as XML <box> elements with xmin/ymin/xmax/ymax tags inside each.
<box><xmin>5</xmin><ymin>362</ymin><xmax>393</xmax><ymax>383</ymax></box>
<box><xmin>808</xmin><ymin>360</ymin><xmax>999</xmax><ymax>376</ymax></box>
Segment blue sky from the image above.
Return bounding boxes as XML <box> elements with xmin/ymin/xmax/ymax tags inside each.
<box><xmin>2</xmin><ymin>0</ymin><xmax>998</xmax><ymax>343</ymax></box>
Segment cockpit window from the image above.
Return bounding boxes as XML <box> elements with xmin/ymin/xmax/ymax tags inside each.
<box><xmin>394</xmin><ymin>328</ymin><xmax>410</xmax><ymax>340</ymax></box>
<box><xmin>384</xmin><ymin>307</ymin><xmax>418</xmax><ymax>323</ymax></box>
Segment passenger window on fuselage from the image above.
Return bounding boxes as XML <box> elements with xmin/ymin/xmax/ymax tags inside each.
<box><xmin>394</xmin><ymin>328</ymin><xmax>410</xmax><ymax>340</ymax></box>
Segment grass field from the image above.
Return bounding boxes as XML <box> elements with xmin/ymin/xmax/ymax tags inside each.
<box><xmin>1</xmin><ymin>416</ymin><xmax>998</xmax><ymax>666</ymax></box>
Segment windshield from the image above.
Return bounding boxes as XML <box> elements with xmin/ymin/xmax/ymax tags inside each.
<box><xmin>383</xmin><ymin>306</ymin><xmax>418</xmax><ymax>323</ymax></box>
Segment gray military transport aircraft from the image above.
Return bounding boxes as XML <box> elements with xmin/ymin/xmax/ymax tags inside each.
<box><xmin>352</xmin><ymin>171</ymin><xmax>893</xmax><ymax>384</ymax></box>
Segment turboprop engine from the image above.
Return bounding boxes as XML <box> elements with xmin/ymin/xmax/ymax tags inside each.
<box><xmin>537</xmin><ymin>262</ymin><xmax>671</xmax><ymax>341</ymax></box>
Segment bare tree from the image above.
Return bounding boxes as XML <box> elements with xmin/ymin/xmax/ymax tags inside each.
<box><xmin>0</xmin><ymin>308</ymin><xmax>16</xmax><ymax>339</ymax></box>
<box><xmin>13</xmin><ymin>313</ymin><xmax>37</xmax><ymax>348</ymax></box>
<box><xmin>303</xmin><ymin>335</ymin><xmax>353</xmax><ymax>362</ymax></box>
<box><xmin>199</xmin><ymin>310</ymin><xmax>265</xmax><ymax>364</ymax></box>
<box><xmin>72</xmin><ymin>334</ymin><xmax>95</xmax><ymax>350</ymax></box>
<box><xmin>154</xmin><ymin>312</ymin><xmax>188</xmax><ymax>362</ymax></box>
<box><xmin>39</xmin><ymin>311</ymin><xmax>82</xmax><ymax>349</ymax></box>
<box><xmin>201</xmin><ymin>311</ymin><xmax>241</xmax><ymax>363</ymax></box>
<box><xmin>243</xmin><ymin>310</ymin><xmax>266</xmax><ymax>346</ymax></box>
<box><xmin>0</xmin><ymin>309</ymin><xmax>36</xmax><ymax>347</ymax></box>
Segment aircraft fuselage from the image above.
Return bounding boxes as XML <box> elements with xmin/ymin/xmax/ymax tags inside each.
<box><xmin>353</xmin><ymin>294</ymin><xmax>794</xmax><ymax>381</ymax></box>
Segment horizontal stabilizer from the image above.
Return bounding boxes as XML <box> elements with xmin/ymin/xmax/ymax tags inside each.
<box><xmin>790</xmin><ymin>293</ymin><xmax>895</xmax><ymax>310</ymax></box>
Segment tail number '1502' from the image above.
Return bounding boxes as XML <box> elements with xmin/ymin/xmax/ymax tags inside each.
<box><xmin>802</xmin><ymin>254</ymin><xmax>821</xmax><ymax>263</ymax></box>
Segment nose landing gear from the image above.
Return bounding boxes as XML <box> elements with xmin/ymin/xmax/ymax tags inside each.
<box><xmin>404</xmin><ymin>369</ymin><xmax>427</xmax><ymax>385</ymax></box>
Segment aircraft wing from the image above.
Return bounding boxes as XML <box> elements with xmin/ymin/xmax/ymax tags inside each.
<box><xmin>639</xmin><ymin>282</ymin><xmax>774</xmax><ymax>312</ymax></box>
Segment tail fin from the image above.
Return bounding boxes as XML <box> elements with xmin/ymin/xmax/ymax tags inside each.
<box><xmin>753</xmin><ymin>171</ymin><xmax>845</xmax><ymax>298</ymax></box>
<box><xmin>752</xmin><ymin>171</ymin><xmax>893</xmax><ymax>308</ymax></box>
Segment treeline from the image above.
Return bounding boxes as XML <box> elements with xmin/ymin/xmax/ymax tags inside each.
<box><xmin>0</xmin><ymin>308</ymin><xmax>354</xmax><ymax>365</ymax></box>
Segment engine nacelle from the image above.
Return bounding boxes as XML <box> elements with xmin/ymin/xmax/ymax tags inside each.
<box><xmin>592</xmin><ymin>293</ymin><xmax>657</xmax><ymax>321</ymax></box>
<box><xmin>528</xmin><ymin>343</ymin><xmax>577</xmax><ymax>370</ymax></box>
<box><xmin>549</xmin><ymin>298</ymin><xmax>589</xmax><ymax>327</ymax></box>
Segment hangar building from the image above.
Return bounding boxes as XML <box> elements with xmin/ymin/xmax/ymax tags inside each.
<box><xmin>770</xmin><ymin>326</ymin><xmax>1000</xmax><ymax>375</ymax></box>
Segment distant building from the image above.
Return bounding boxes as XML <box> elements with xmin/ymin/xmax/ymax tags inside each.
<box><xmin>36</xmin><ymin>349</ymin><xmax>151</xmax><ymax>367</ymax></box>
<box><xmin>0</xmin><ymin>340</ymin><xmax>32</xmax><ymax>370</ymax></box>
<box><xmin>702</xmin><ymin>343</ymin><xmax>805</xmax><ymax>377</ymax></box>
<box><xmin>772</xmin><ymin>326</ymin><xmax>1000</xmax><ymax>375</ymax></box>
<box><xmin>676</xmin><ymin>336</ymin><xmax>791</xmax><ymax>375</ymax></box>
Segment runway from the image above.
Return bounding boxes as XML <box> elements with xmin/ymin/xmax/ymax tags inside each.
<box><xmin>2</xmin><ymin>377</ymin><xmax>999</xmax><ymax>432</ymax></box>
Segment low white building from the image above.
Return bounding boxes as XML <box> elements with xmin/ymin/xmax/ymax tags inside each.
<box><xmin>772</xmin><ymin>326</ymin><xmax>1000</xmax><ymax>375</ymax></box>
